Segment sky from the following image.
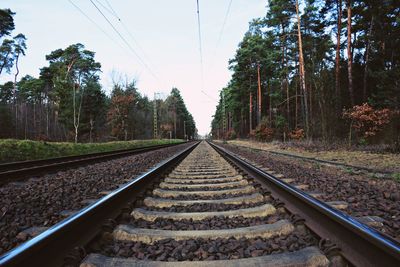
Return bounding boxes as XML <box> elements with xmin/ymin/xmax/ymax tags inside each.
<box><xmin>1</xmin><ymin>0</ymin><xmax>267</xmax><ymax>136</ymax></box>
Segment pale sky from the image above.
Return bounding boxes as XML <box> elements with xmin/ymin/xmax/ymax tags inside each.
<box><xmin>1</xmin><ymin>0</ymin><xmax>267</xmax><ymax>135</ymax></box>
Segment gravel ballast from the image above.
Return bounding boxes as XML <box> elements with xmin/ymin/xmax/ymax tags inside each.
<box><xmin>96</xmin><ymin>230</ymin><xmax>318</xmax><ymax>261</ymax></box>
<box><xmin>126</xmin><ymin>214</ymin><xmax>289</xmax><ymax>230</ymax></box>
<box><xmin>219</xmin><ymin>143</ymin><xmax>400</xmax><ymax>241</ymax></box>
<box><xmin>0</xmin><ymin>143</ymin><xmax>192</xmax><ymax>254</ymax></box>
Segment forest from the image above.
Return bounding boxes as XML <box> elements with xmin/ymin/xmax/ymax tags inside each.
<box><xmin>0</xmin><ymin>8</ymin><xmax>196</xmax><ymax>143</ymax></box>
<box><xmin>211</xmin><ymin>0</ymin><xmax>400</xmax><ymax>147</ymax></box>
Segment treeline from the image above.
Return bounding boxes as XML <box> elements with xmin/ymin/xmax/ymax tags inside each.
<box><xmin>0</xmin><ymin>9</ymin><xmax>196</xmax><ymax>142</ymax></box>
<box><xmin>211</xmin><ymin>0</ymin><xmax>399</xmax><ymax>144</ymax></box>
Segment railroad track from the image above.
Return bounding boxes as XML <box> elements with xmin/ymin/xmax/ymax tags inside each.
<box><xmin>0</xmin><ymin>141</ymin><xmax>399</xmax><ymax>266</ymax></box>
<box><xmin>0</xmin><ymin>142</ymin><xmax>184</xmax><ymax>186</ymax></box>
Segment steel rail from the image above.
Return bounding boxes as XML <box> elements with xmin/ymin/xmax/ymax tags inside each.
<box><xmin>0</xmin><ymin>141</ymin><xmax>200</xmax><ymax>267</ymax></box>
<box><xmin>0</xmin><ymin>142</ymin><xmax>186</xmax><ymax>186</ymax></box>
<box><xmin>209</xmin><ymin>141</ymin><xmax>400</xmax><ymax>267</ymax></box>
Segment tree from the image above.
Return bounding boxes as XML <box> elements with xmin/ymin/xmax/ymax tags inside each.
<box><xmin>107</xmin><ymin>83</ymin><xmax>135</xmax><ymax>140</ymax></box>
<box><xmin>46</xmin><ymin>43</ymin><xmax>101</xmax><ymax>143</ymax></box>
<box><xmin>0</xmin><ymin>9</ymin><xmax>15</xmax><ymax>38</ymax></box>
<box><xmin>0</xmin><ymin>39</ymin><xmax>14</xmax><ymax>76</ymax></box>
<box><xmin>81</xmin><ymin>78</ymin><xmax>106</xmax><ymax>142</ymax></box>
<box><xmin>12</xmin><ymin>34</ymin><xmax>27</xmax><ymax>138</ymax></box>
<box><xmin>346</xmin><ymin>0</ymin><xmax>354</xmax><ymax>105</ymax></box>
<box><xmin>295</xmin><ymin>0</ymin><xmax>309</xmax><ymax>138</ymax></box>
<box><xmin>336</xmin><ymin>0</ymin><xmax>343</xmax><ymax>108</ymax></box>
<box><xmin>212</xmin><ymin>0</ymin><xmax>399</xmax><ymax>144</ymax></box>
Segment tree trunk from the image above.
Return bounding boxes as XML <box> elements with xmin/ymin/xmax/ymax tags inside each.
<box><xmin>89</xmin><ymin>116</ymin><xmax>94</xmax><ymax>143</ymax></box>
<box><xmin>24</xmin><ymin>103</ymin><xmax>27</xmax><ymax>139</ymax></box>
<box><xmin>174</xmin><ymin>110</ymin><xmax>177</xmax><ymax>139</ymax></box>
<box><xmin>249</xmin><ymin>92</ymin><xmax>253</xmax><ymax>133</ymax></box>
<box><xmin>335</xmin><ymin>0</ymin><xmax>342</xmax><ymax>113</ymax></box>
<box><xmin>33</xmin><ymin>102</ymin><xmax>36</xmax><ymax>139</ymax></box>
<box><xmin>296</xmin><ymin>0</ymin><xmax>310</xmax><ymax>138</ymax></box>
<box><xmin>257</xmin><ymin>64</ymin><xmax>262</xmax><ymax>125</ymax></box>
<box><xmin>363</xmin><ymin>15</ymin><xmax>374</xmax><ymax>102</ymax></box>
<box><xmin>286</xmin><ymin>78</ymin><xmax>290</xmax><ymax>130</ymax></box>
<box><xmin>347</xmin><ymin>0</ymin><xmax>355</xmax><ymax>106</ymax></box>
<box><xmin>295</xmin><ymin>75</ymin><xmax>298</xmax><ymax>128</ymax></box>
<box><xmin>13</xmin><ymin>54</ymin><xmax>20</xmax><ymax>139</ymax></box>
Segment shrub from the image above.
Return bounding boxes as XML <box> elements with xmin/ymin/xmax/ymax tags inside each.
<box><xmin>343</xmin><ymin>103</ymin><xmax>392</xmax><ymax>140</ymax></box>
<box><xmin>288</xmin><ymin>128</ymin><xmax>305</xmax><ymax>140</ymax></box>
<box><xmin>225</xmin><ymin>129</ymin><xmax>237</xmax><ymax>140</ymax></box>
<box><xmin>254</xmin><ymin>124</ymin><xmax>274</xmax><ymax>142</ymax></box>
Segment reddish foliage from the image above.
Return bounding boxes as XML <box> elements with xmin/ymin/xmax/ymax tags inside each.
<box><xmin>224</xmin><ymin>129</ymin><xmax>237</xmax><ymax>140</ymax></box>
<box><xmin>343</xmin><ymin>103</ymin><xmax>392</xmax><ymax>138</ymax></box>
<box><xmin>248</xmin><ymin>129</ymin><xmax>256</xmax><ymax>139</ymax></box>
<box><xmin>251</xmin><ymin>123</ymin><xmax>274</xmax><ymax>141</ymax></box>
<box><xmin>288</xmin><ymin>128</ymin><xmax>305</xmax><ymax>140</ymax></box>
<box><xmin>160</xmin><ymin>123</ymin><xmax>173</xmax><ymax>132</ymax></box>
<box><xmin>107</xmin><ymin>94</ymin><xmax>134</xmax><ymax>139</ymax></box>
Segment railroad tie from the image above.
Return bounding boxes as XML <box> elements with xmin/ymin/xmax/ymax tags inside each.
<box><xmin>163</xmin><ymin>175</ymin><xmax>243</xmax><ymax>184</ymax></box>
<box><xmin>113</xmin><ymin>220</ymin><xmax>294</xmax><ymax>244</ymax></box>
<box><xmin>143</xmin><ymin>193</ymin><xmax>265</xmax><ymax>208</ymax></box>
<box><xmin>131</xmin><ymin>203</ymin><xmax>276</xmax><ymax>221</ymax></box>
<box><xmin>152</xmin><ymin>186</ymin><xmax>256</xmax><ymax>198</ymax></box>
<box><xmin>81</xmin><ymin>246</ymin><xmax>329</xmax><ymax>267</ymax></box>
<box><xmin>158</xmin><ymin>180</ymin><xmax>248</xmax><ymax>190</ymax></box>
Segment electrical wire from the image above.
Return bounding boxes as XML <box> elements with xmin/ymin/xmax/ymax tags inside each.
<box><xmin>104</xmin><ymin>0</ymin><xmax>119</xmax><ymax>18</ymax></box>
<box><xmin>216</xmin><ymin>0</ymin><xmax>233</xmax><ymax>51</ymax></box>
<box><xmin>196</xmin><ymin>0</ymin><xmax>205</xmax><ymax>92</ymax></box>
<box><xmin>210</xmin><ymin>0</ymin><xmax>233</xmax><ymax>68</ymax></box>
<box><xmin>196</xmin><ymin>0</ymin><xmax>204</xmax><ymax>69</ymax></box>
<box><xmin>93</xmin><ymin>0</ymin><xmax>119</xmax><ymax>20</ymax></box>
<box><xmin>68</xmin><ymin>0</ymin><xmax>119</xmax><ymax>45</ymax></box>
<box><xmin>89</xmin><ymin>0</ymin><xmax>160</xmax><ymax>81</ymax></box>
<box><xmin>93</xmin><ymin>0</ymin><xmax>159</xmax><ymax>80</ymax></box>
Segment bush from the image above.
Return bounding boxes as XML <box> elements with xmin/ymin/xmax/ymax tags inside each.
<box><xmin>288</xmin><ymin>128</ymin><xmax>305</xmax><ymax>140</ymax></box>
<box><xmin>254</xmin><ymin>124</ymin><xmax>274</xmax><ymax>142</ymax></box>
<box><xmin>343</xmin><ymin>103</ymin><xmax>392</xmax><ymax>140</ymax></box>
<box><xmin>225</xmin><ymin>129</ymin><xmax>237</xmax><ymax>140</ymax></box>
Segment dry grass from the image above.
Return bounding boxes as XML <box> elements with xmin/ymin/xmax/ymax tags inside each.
<box><xmin>0</xmin><ymin>139</ymin><xmax>183</xmax><ymax>163</ymax></box>
<box><xmin>225</xmin><ymin>140</ymin><xmax>400</xmax><ymax>173</ymax></box>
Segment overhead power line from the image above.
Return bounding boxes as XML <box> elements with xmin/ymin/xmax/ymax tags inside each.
<box><xmin>196</xmin><ymin>0</ymin><xmax>205</xmax><ymax>92</ymax></box>
<box><xmin>216</xmin><ymin>0</ymin><xmax>233</xmax><ymax>50</ymax></box>
<box><xmin>201</xmin><ymin>90</ymin><xmax>217</xmax><ymax>101</ymax></box>
<box><xmin>68</xmin><ymin>0</ymin><xmax>120</xmax><ymax>46</ymax></box>
<box><xmin>93</xmin><ymin>0</ymin><xmax>119</xmax><ymax>20</ymax></box>
<box><xmin>94</xmin><ymin>0</ymin><xmax>156</xmax><ymax>73</ymax></box>
<box><xmin>89</xmin><ymin>0</ymin><xmax>160</xmax><ymax>81</ymax></box>
<box><xmin>104</xmin><ymin>0</ymin><xmax>119</xmax><ymax>18</ymax></box>
<box><xmin>210</xmin><ymin>0</ymin><xmax>233</xmax><ymax>68</ymax></box>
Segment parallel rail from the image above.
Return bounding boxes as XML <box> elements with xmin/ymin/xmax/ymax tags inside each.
<box><xmin>209</xmin><ymin>141</ymin><xmax>400</xmax><ymax>267</ymax></box>
<box><xmin>0</xmin><ymin>142</ymin><xmax>185</xmax><ymax>186</ymax></box>
<box><xmin>0</xmin><ymin>141</ymin><xmax>200</xmax><ymax>266</ymax></box>
<box><xmin>229</xmin><ymin>143</ymin><xmax>393</xmax><ymax>175</ymax></box>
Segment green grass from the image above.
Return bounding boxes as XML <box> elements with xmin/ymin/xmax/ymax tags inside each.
<box><xmin>0</xmin><ymin>139</ymin><xmax>184</xmax><ymax>163</ymax></box>
<box><xmin>392</xmin><ymin>173</ymin><xmax>400</xmax><ymax>182</ymax></box>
